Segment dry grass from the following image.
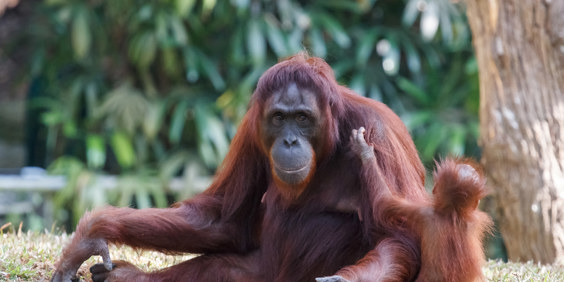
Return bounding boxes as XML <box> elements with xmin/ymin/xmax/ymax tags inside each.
<box><xmin>1</xmin><ymin>230</ymin><xmax>564</xmax><ymax>281</ymax></box>
<box><xmin>484</xmin><ymin>260</ymin><xmax>564</xmax><ymax>281</ymax></box>
<box><xmin>0</xmin><ymin>230</ymin><xmax>193</xmax><ymax>281</ymax></box>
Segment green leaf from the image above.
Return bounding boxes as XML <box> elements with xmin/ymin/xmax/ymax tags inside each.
<box><xmin>111</xmin><ymin>131</ymin><xmax>136</xmax><ymax>169</ymax></box>
<box><xmin>139</xmin><ymin>32</ymin><xmax>157</xmax><ymax>68</ymax></box>
<box><xmin>46</xmin><ymin>0</ymin><xmax>69</xmax><ymax>5</ymax></box>
<box><xmin>397</xmin><ymin>77</ymin><xmax>429</xmax><ymax>105</ymax></box>
<box><xmin>382</xmin><ymin>37</ymin><xmax>400</xmax><ymax>75</ymax></box>
<box><xmin>331</xmin><ymin>60</ymin><xmax>355</xmax><ymax>78</ymax></box>
<box><xmin>194</xmin><ymin>106</ymin><xmax>229</xmax><ymax>167</ymax></box>
<box><xmin>368</xmin><ymin>84</ymin><xmax>382</xmax><ymax>101</ymax></box>
<box><xmin>403</xmin><ymin>40</ymin><xmax>421</xmax><ymax>73</ymax></box>
<box><xmin>63</xmin><ymin>121</ymin><xmax>77</xmax><ymax>137</ymax></box>
<box><xmin>98</xmin><ymin>84</ymin><xmax>149</xmax><ymax>134</ymax></box>
<box><xmin>85</xmin><ymin>82</ymin><xmax>99</xmax><ymax>117</ymax></box>
<box><xmin>117</xmin><ymin>176</ymin><xmax>135</xmax><ymax>207</ymax></box>
<box><xmin>287</xmin><ymin>28</ymin><xmax>304</xmax><ymax>52</ymax></box>
<box><xmin>196</xmin><ymin>50</ymin><xmax>225</xmax><ymax>90</ymax></box>
<box><xmin>231</xmin><ymin>27</ymin><xmax>246</xmax><ymax>64</ymax></box>
<box><xmin>135</xmin><ymin>188</ymin><xmax>151</xmax><ymax>209</ymax></box>
<box><xmin>137</xmin><ymin>5</ymin><xmax>153</xmax><ymax>20</ymax></box>
<box><xmin>422</xmin><ymin>46</ymin><xmax>441</xmax><ymax>68</ymax></box>
<box><xmin>198</xmin><ymin>141</ymin><xmax>215</xmax><ymax>167</ymax></box>
<box><xmin>421</xmin><ymin>1</ymin><xmax>439</xmax><ymax>41</ymax></box>
<box><xmin>202</xmin><ymin>0</ymin><xmax>217</xmax><ymax>16</ymax></box>
<box><xmin>147</xmin><ymin>178</ymin><xmax>168</xmax><ymax>208</ymax></box>
<box><xmin>349</xmin><ymin>73</ymin><xmax>366</xmax><ymax>96</ymax></box>
<box><xmin>169</xmin><ymin>100</ymin><xmax>190</xmax><ymax>144</ymax></box>
<box><xmin>155</xmin><ymin>13</ymin><xmax>169</xmax><ymax>45</ymax></box>
<box><xmin>160</xmin><ymin>150</ymin><xmax>191</xmax><ymax>180</ymax></box>
<box><xmin>183</xmin><ymin>47</ymin><xmax>200</xmax><ymax>82</ymax></box>
<box><xmin>421</xmin><ymin>123</ymin><xmax>446</xmax><ymax>161</ymax></box>
<box><xmin>247</xmin><ymin>19</ymin><xmax>266</xmax><ymax>65</ymax></box>
<box><xmin>86</xmin><ymin>134</ymin><xmax>106</xmax><ymax>169</ymax></box>
<box><xmin>315</xmin><ymin>13</ymin><xmax>350</xmax><ymax>48</ymax></box>
<box><xmin>71</xmin><ymin>7</ymin><xmax>91</xmax><ymax>59</ymax></box>
<box><xmin>129</xmin><ymin>31</ymin><xmax>157</xmax><ymax>69</ymax></box>
<box><xmin>316</xmin><ymin>0</ymin><xmax>363</xmax><ymax>13</ymax></box>
<box><xmin>175</xmin><ymin>0</ymin><xmax>196</xmax><ymax>17</ymax></box>
<box><xmin>171</xmin><ymin>16</ymin><xmax>189</xmax><ymax>46</ymax></box>
<box><xmin>403</xmin><ymin>111</ymin><xmax>432</xmax><ymax>130</ymax></box>
<box><xmin>465</xmin><ymin>57</ymin><xmax>478</xmax><ymax>74</ymax></box>
<box><xmin>237</xmin><ymin>66</ymin><xmax>267</xmax><ymax>99</ymax></box>
<box><xmin>232</xmin><ymin>0</ymin><xmax>250</xmax><ymax>9</ymax></box>
<box><xmin>205</xmin><ymin>114</ymin><xmax>229</xmax><ymax>163</ymax></box>
<box><xmin>162</xmin><ymin>47</ymin><xmax>180</xmax><ymax>77</ymax></box>
<box><xmin>48</xmin><ymin>156</ymin><xmax>85</xmax><ymax>175</ymax></box>
<box><xmin>448</xmin><ymin>125</ymin><xmax>466</xmax><ymax>156</ymax></box>
<box><xmin>143</xmin><ymin>101</ymin><xmax>165</xmax><ymax>141</ymax></box>
<box><xmin>402</xmin><ymin>0</ymin><xmax>420</xmax><ymax>27</ymax></box>
<box><xmin>41</xmin><ymin>111</ymin><xmax>63</xmax><ymax>126</ymax></box>
<box><xmin>264</xmin><ymin>16</ymin><xmax>288</xmax><ymax>57</ymax></box>
<box><xmin>356</xmin><ymin>30</ymin><xmax>377</xmax><ymax>65</ymax></box>
<box><xmin>55</xmin><ymin>6</ymin><xmax>73</xmax><ymax>23</ymax></box>
<box><xmin>309</xmin><ymin>28</ymin><xmax>326</xmax><ymax>58</ymax></box>
<box><xmin>439</xmin><ymin>6</ymin><xmax>453</xmax><ymax>43</ymax></box>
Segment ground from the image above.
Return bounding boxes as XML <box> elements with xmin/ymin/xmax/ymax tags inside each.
<box><xmin>1</xmin><ymin>231</ymin><xmax>563</xmax><ymax>281</ymax></box>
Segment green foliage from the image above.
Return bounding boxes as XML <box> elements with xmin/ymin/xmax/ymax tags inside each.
<box><xmin>399</xmin><ymin>55</ymin><xmax>480</xmax><ymax>162</ymax></box>
<box><xmin>24</xmin><ymin>0</ymin><xmax>479</xmax><ymax>227</ymax></box>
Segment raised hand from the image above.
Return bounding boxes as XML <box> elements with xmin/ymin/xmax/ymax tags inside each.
<box><xmin>350</xmin><ymin>127</ymin><xmax>375</xmax><ymax>164</ymax></box>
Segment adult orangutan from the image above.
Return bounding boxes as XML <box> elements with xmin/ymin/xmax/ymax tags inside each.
<box><xmin>52</xmin><ymin>53</ymin><xmax>491</xmax><ymax>282</ymax></box>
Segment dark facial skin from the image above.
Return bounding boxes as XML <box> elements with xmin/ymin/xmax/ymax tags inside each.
<box><xmin>261</xmin><ymin>83</ymin><xmax>325</xmax><ymax>188</ymax></box>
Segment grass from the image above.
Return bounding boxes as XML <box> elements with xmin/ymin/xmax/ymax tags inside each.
<box><xmin>485</xmin><ymin>260</ymin><xmax>564</xmax><ymax>281</ymax></box>
<box><xmin>0</xmin><ymin>227</ymin><xmax>193</xmax><ymax>281</ymax></box>
<box><xmin>1</xmin><ymin>228</ymin><xmax>564</xmax><ymax>281</ymax></box>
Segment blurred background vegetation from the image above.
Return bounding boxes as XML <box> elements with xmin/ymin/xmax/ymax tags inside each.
<box><xmin>1</xmin><ymin>0</ymin><xmax>482</xmax><ymax>239</ymax></box>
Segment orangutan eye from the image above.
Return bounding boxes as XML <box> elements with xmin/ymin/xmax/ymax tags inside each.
<box><xmin>272</xmin><ymin>112</ymin><xmax>284</xmax><ymax>125</ymax></box>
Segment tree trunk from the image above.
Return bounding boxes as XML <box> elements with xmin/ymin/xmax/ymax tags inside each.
<box><xmin>466</xmin><ymin>0</ymin><xmax>564</xmax><ymax>264</ymax></box>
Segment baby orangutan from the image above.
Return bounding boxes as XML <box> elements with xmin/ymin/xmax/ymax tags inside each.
<box><xmin>348</xmin><ymin>127</ymin><xmax>492</xmax><ymax>282</ymax></box>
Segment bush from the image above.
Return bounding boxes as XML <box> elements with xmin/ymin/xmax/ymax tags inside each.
<box><xmin>19</xmin><ymin>0</ymin><xmax>478</xmax><ymax>228</ymax></box>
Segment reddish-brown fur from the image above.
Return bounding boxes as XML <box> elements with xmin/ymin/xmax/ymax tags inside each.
<box><xmin>354</xmin><ymin>147</ymin><xmax>493</xmax><ymax>281</ymax></box>
<box><xmin>52</xmin><ymin>54</ymin><xmax>491</xmax><ymax>282</ymax></box>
